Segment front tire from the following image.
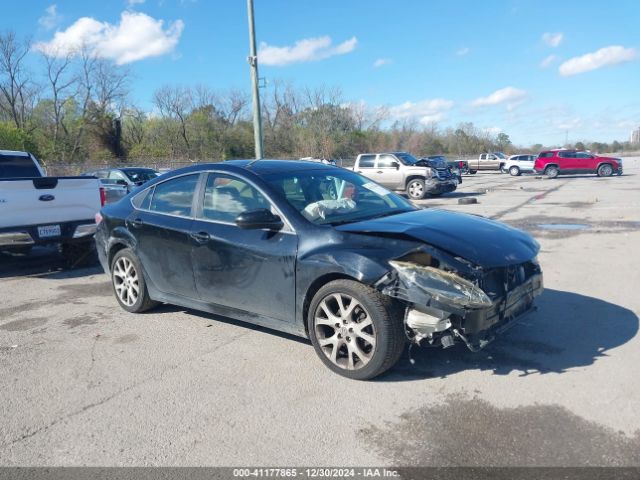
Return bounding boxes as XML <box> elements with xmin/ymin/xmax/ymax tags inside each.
<box><xmin>597</xmin><ymin>164</ymin><xmax>613</xmax><ymax>177</ymax></box>
<box><xmin>111</xmin><ymin>248</ymin><xmax>158</xmax><ymax>313</ymax></box>
<box><xmin>406</xmin><ymin>178</ymin><xmax>426</xmax><ymax>200</ymax></box>
<box><xmin>509</xmin><ymin>166</ymin><xmax>521</xmax><ymax>176</ymax></box>
<box><xmin>308</xmin><ymin>280</ymin><xmax>405</xmax><ymax>380</ymax></box>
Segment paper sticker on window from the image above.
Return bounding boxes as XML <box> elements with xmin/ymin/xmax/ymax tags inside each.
<box><xmin>362</xmin><ymin>182</ymin><xmax>391</xmax><ymax>196</ymax></box>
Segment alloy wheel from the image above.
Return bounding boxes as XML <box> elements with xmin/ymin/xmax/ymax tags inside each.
<box><xmin>113</xmin><ymin>257</ymin><xmax>139</xmax><ymax>307</ymax></box>
<box><xmin>314</xmin><ymin>293</ymin><xmax>376</xmax><ymax>370</ymax></box>
<box><xmin>600</xmin><ymin>164</ymin><xmax>613</xmax><ymax>176</ymax></box>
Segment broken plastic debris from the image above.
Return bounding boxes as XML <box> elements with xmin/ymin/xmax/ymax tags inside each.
<box><xmin>389</xmin><ymin>260</ymin><xmax>493</xmax><ymax>309</ymax></box>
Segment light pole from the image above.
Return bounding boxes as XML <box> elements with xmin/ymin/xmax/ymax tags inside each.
<box><xmin>246</xmin><ymin>0</ymin><xmax>263</xmax><ymax>159</ymax></box>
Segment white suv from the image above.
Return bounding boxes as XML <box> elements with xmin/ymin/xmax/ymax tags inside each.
<box><xmin>504</xmin><ymin>154</ymin><xmax>536</xmax><ymax>176</ymax></box>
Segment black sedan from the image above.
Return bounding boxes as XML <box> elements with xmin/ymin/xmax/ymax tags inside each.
<box><xmin>95</xmin><ymin>160</ymin><xmax>543</xmax><ymax>380</ymax></box>
<box><xmin>83</xmin><ymin>167</ymin><xmax>160</xmax><ymax>192</ymax></box>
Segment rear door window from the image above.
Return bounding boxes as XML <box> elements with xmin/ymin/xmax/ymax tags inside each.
<box><xmin>148</xmin><ymin>174</ymin><xmax>199</xmax><ymax>217</ymax></box>
<box><xmin>358</xmin><ymin>155</ymin><xmax>376</xmax><ymax>168</ymax></box>
<box><xmin>376</xmin><ymin>155</ymin><xmax>398</xmax><ymax>168</ymax></box>
<box><xmin>0</xmin><ymin>155</ymin><xmax>40</xmax><ymax>178</ymax></box>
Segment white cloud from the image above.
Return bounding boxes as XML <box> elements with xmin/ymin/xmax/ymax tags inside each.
<box><xmin>38</xmin><ymin>4</ymin><xmax>62</xmax><ymax>30</ymax></box>
<box><xmin>127</xmin><ymin>0</ymin><xmax>146</xmax><ymax>5</ymax></box>
<box><xmin>389</xmin><ymin>99</ymin><xmax>454</xmax><ymax>124</ymax></box>
<box><xmin>483</xmin><ymin>126</ymin><xmax>503</xmax><ymax>135</ymax></box>
<box><xmin>456</xmin><ymin>47</ymin><xmax>470</xmax><ymax>56</ymax></box>
<box><xmin>540</xmin><ymin>54</ymin><xmax>558</xmax><ymax>68</ymax></box>
<box><xmin>471</xmin><ymin>87</ymin><xmax>528</xmax><ymax>110</ymax></box>
<box><xmin>258</xmin><ymin>36</ymin><xmax>357</xmax><ymax>66</ymax></box>
<box><xmin>542</xmin><ymin>32</ymin><xmax>563</xmax><ymax>47</ymax></box>
<box><xmin>559</xmin><ymin>45</ymin><xmax>637</xmax><ymax>76</ymax></box>
<box><xmin>373</xmin><ymin>58</ymin><xmax>392</xmax><ymax>68</ymax></box>
<box><xmin>33</xmin><ymin>11</ymin><xmax>184</xmax><ymax>65</ymax></box>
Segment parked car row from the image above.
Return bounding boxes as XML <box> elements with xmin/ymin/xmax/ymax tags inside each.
<box><xmin>419</xmin><ymin>149</ymin><xmax>623</xmax><ymax>179</ymax></box>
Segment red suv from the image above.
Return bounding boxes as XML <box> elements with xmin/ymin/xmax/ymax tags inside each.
<box><xmin>534</xmin><ymin>150</ymin><xmax>623</xmax><ymax>178</ymax></box>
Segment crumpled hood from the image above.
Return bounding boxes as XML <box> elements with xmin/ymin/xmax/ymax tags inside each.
<box><xmin>336</xmin><ymin>209</ymin><xmax>539</xmax><ymax>268</ymax></box>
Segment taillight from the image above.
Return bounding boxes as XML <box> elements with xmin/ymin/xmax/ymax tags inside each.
<box><xmin>99</xmin><ymin>187</ymin><xmax>107</xmax><ymax>206</ymax></box>
<box><xmin>95</xmin><ymin>212</ymin><xmax>103</xmax><ymax>225</ymax></box>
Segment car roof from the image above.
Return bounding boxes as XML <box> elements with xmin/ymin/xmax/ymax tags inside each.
<box><xmin>120</xmin><ymin>167</ymin><xmax>157</xmax><ymax>172</ymax></box>
<box><xmin>0</xmin><ymin>150</ymin><xmax>29</xmax><ymax>156</ymax></box>
<box><xmin>224</xmin><ymin>159</ymin><xmax>337</xmax><ymax>174</ymax></box>
<box><xmin>359</xmin><ymin>152</ymin><xmax>409</xmax><ymax>156</ymax></box>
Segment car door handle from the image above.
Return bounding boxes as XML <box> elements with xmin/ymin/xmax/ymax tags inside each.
<box><xmin>376</xmin><ymin>171</ymin><xmax>383</xmax><ymax>174</ymax></box>
<box><xmin>129</xmin><ymin>218</ymin><xmax>144</xmax><ymax>228</ymax></box>
<box><xmin>190</xmin><ymin>231</ymin><xmax>210</xmax><ymax>243</ymax></box>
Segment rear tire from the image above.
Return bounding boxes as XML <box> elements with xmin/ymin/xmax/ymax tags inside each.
<box><xmin>469</xmin><ymin>170</ymin><xmax>477</xmax><ymax>175</ymax></box>
<box><xmin>597</xmin><ymin>164</ymin><xmax>613</xmax><ymax>177</ymax></box>
<box><xmin>308</xmin><ymin>279</ymin><xmax>405</xmax><ymax>380</ymax></box>
<box><xmin>406</xmin><ymin>178</ymin><xmax>426</xmax><ymax>200</ymax></box>
<box><xmin>509</xmin><ymin>166</ymin><xmax>521</xmax><ymax>176</ymax></box>
<box><xmin>110</xmin><ymin>248</ymin><xmax>158</xmax><ymax>313</ymax></box>
<box><xmin>500</xmin><ymin>164</ymin><xmax>507</xmax><ymax>173</ymax></box>
<box><xmin>544</xmin><ymin>165</ymin><xmax>559</xmax><ymax>179</ymax></box>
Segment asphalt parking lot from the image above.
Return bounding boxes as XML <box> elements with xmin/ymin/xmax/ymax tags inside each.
<box><xmin>1</xmin><ymin>160</ymin><xmax>639</xmax><ymax>467</ymax></box>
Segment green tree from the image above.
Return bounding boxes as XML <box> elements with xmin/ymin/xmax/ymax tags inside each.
<box><xmin>0</xmin><ymin>121</ymin><xmax>38</xmax><ymax>154</ymax></box>
<box><xmin>496</xmin><ymin>132</ymin><xmax>512</xmax><ymax>152</ymax></box>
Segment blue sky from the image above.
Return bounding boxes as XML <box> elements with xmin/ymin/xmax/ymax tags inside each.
<box><xmin>4</xmin><ymin>0</ymin><xmax>639</xmax><ymax>146</ymax></box>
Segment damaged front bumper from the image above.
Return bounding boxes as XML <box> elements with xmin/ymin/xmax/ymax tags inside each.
<box><xmin>425</xmin><ymin>178</ymin><xmax>458</xmax><ymax>194</ymax></box>
<box><xmin>377</xmin><ymin>257</ymin><xmax>543</xmax><ymax>351</ymax></box>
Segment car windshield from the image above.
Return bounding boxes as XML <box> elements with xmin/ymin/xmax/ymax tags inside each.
<box><xmin>493</xmin><ymin>152</ymin><xmax>507</xmax><ymax>159</ymax></box>
<box><xmin>123</xmin><ymin>169</ymin><xmax>158</xmax><ymax>183</ymax></box>
<box><xmin>265</xmin><ymin>168</ymin><xmax>415</xmax><ymax>226</ymax></box>
<box><xmin>395</xmin><ymin>152</ymin><xmax>420</xmax><ymax>165</ymax></box>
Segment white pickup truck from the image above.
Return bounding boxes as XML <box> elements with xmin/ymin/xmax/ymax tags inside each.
<box><xmin>0</xmin><ymin>150</ymin><xmax>102</xmax><ymax>263</ymax></box>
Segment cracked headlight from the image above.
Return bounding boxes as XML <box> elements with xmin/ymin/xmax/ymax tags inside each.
<box><xmin>389</xmin><ymin>260</ymin><xmax>493</xmax><ymax>309</ymax></box>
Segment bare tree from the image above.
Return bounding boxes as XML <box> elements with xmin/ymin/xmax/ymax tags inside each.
<box><xmin>153</xmin><ymin>85</ymin><xmax>192</xmax><ymax>150</ymax></box>
<box><xmin>41</xmin><ymin>50</ymin><xmax>77</xmax><ymax>158</ymax></box>
<box><xmin>92</xmin><ymin>59</ymin><xmax>129</xmax><ymax>117</ymax></box>
<box><xmin>0</xmin><ymin>31</ymin><xmax>34</xmax><ymax>129</ymax></box>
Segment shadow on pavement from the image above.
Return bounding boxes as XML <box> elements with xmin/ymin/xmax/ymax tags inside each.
<box><xmin>0</xmin><ymin>246</ymin><xmax>102</xmax><ymax>280</ymax></box>
<box><xmin>382</xmin><ymin>288</ymin><xmax>638</xmax><ymax>381</ymax></box>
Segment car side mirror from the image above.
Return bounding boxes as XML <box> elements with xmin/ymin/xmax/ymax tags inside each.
<box><xmin>116</xmin><ymin>179</ymin><xmax>128</xmax><ymax>186</ymax></box>
<box><xmin>394</xmin><ymin>162</ymin><xmax>400</xmax><ymax>170</ymax></box>
<box><xmin>235</xmin><ymin>209</ymin><xmax>284</xmax><ymax>230</ymax></box>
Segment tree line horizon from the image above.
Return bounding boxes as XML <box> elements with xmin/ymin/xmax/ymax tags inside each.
<box><xmin>1</xmin><ymin>31</ymin><xmax>635</xmax><ymax>168</ymax></box>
